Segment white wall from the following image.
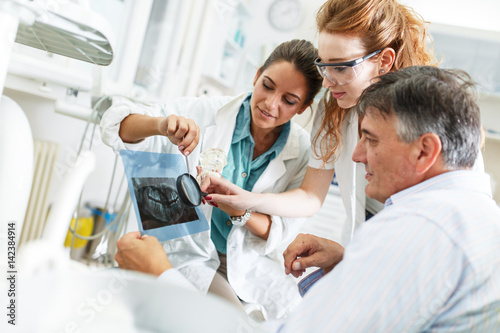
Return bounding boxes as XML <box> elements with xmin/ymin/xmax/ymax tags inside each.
<box><xmin>247</xmin><ymin>0</ymin><xmax>322</xmax><ymax>45</ymax></box>
<box><xmin>402</xmin><ymin>0</ymin><xmax>500</xmax><ymax>32</ymax></box>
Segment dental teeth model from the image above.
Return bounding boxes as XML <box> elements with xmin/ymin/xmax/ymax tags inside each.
<box><xmin>196</xmin><ymin>148</ymin><xmax>227</xmax><ymax>184</ymax></box>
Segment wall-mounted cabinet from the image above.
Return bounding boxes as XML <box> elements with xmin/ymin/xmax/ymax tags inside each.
<box><xmin>87</xmin><ymin>0</ymin><xmax>206</xmax><ymax>102</ymax></box>
<box><xmin>430</xmin><ymin>23</ymin><xmax>500</xmax><ymax>94</ymax></box>
<box><xmin>429</xmin><ymin>23</ymin><xmax>500</xmax><ymax>140</ymax></box>
<box><xmin>197</xmin><ymin>0</ymin><xmax>262</xmax><ymax>97</ymax></box>
<box><xmin>90</xmin><ymin>0</ymin><xmax>264</xmax><ymax>101</ymax></box>
<box><xmin>480</xmin><ymin>93</ymin><xmax>500</xmax><ymax>141</ymax></box>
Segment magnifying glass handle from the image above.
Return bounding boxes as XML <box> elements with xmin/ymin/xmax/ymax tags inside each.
<box><xmin>182</xmin><ymin>135</ymin><xmax>190</xmax><ymax>173</ymax></box>
<box><xmin>185</xmin><ymin>155</ymin><xmax>190</xmax><ymax>174</ymax></box>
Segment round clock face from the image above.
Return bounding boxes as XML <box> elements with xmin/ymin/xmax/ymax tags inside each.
<box><xmin>268</xmin><ymin>0</ymin><xmax>302</xmax><ymax>32</ymax></box>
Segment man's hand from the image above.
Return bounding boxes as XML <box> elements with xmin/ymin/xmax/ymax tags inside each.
<box><xmin>115</xmin><ymin>231</ymin><xmax>173</xmax><ymax>276</ymax></box>
<box><xmin>283</xmin><ymin>233</ymin><xmax>344</xmax><ymax>278</ymax></box>
<box><xmin>200</xmin><ymin>173</ymin><xmax>256</xmax><ymax>211</ymax></box>
<box><xmin>158</xmin><ymin>115</ymin><xmax>199</xmax><ymax>156</ymax></box>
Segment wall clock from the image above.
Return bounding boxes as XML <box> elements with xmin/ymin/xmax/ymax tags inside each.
<box><xmin>268</xmin><ymin>0</ymin><xmax>303</xmax><ymax>32</ymax></box>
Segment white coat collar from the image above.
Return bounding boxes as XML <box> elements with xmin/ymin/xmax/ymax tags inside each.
<box><xmin>252</xmin><ymin>122</ymin><xmax>301</xmax><ymax>193</ymax></box>
<box><xmin>202</xmin><ymin>93</ymin><xmax>302</xmax><ymax>194</ymax></box>
<box><xmin>202</xmin><ymin>93</ymin><xmax>248</xmax><ymax>154</ymax></box>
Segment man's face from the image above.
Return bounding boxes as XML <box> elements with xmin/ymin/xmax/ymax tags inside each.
<box><xmin>352</xmin><ymin>109</ymin><xmax>418</xmax><ymax>203</ymax></box>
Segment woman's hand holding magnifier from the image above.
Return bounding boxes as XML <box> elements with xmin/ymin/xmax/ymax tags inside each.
<box><xmin>199</xmin><ymin>174</ymin><xmax>256</xmax><ymax>211</ymax></box>
<box><xmin>158</xmin><ymin>115</ymin><xmax>200</xmax><ymax>156</ymax></box>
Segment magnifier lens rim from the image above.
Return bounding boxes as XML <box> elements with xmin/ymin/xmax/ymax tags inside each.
<box><xmin>176</xmin><ymin>173</ymin><xmax>202</xmax><ymax>207</ymax></box>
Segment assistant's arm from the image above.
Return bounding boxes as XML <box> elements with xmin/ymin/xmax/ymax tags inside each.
<box><xmin>208</xmin><ymin>199</ymin><xmax>273</xmax><ymax>239</ymax></box>
<box><xmin>266</xmin><ymin>166</ymin><xmax>335</xmax><ymax>216</ymax></box>
<box><xmin>100</xmin><ymin>96</ymin><xmax>209</xmax><ymax>154</ymax></box>
<box><xmin>119</xmin><ymin>114</ymin><xmax>199</xmax><ymax>155</ymax></box>
<box><xmin>241</xmin><ymin>167</ymin><xmax>331</xmax><ymax>240</ymax></box>
<box><xmin>203</xmin><ymin>166</ymin><xmax>334</xmax><ymax>218</ymax></box>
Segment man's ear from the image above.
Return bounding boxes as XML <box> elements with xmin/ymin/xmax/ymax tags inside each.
<box><xmin>413</xmin><ymin>133</ymin><xmax>442</xmax><ymax>174</ymax></box>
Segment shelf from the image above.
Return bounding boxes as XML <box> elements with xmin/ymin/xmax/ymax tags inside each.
<box><xmin>430</xmin><ymin>25</ymin><xmax>500</xmax><ymax>95</ymax></box>
<box><xmin>225</xmin><ymin>38</ymin><xmax>243</xmax><ymax>52</ymax></box>
<box><xmin>480</xmin><ymin>92</ymin><xmax>500</xmax><ymax>102</ymax></box>
<box><xmin>485</xmin><ymin>129</ymin><xmax>500</xmax><ymax>142</ymax></box>
<box><xmin>237</xmin><ymin>0</ymin><xmax>254</xmax><ymax>18</ymax></box>
<box><xmin>479</xmin><ymin>90</ymin><xmax>500</xmax><ymax>142</ymax></box>
<box><xmin>202</xmin><ymin>73</ymin><xmax>233</xmax><ymax>91</ymax></box>
<box><xmin>429</xmin><ymin>23</ymin><xmax>500</xmax><ymax>43</ymax></box>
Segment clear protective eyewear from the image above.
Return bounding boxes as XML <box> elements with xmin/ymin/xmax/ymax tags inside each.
<box><xmin>314</xmin><ymin>49</ymin><xmax>383</xmax><ymax>85</ymax></box>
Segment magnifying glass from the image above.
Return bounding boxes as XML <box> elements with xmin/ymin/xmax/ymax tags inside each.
<box><xmin>176</xmin><ymin>155</ymin><xmax>207</xmax><ymax>207</ymax></box>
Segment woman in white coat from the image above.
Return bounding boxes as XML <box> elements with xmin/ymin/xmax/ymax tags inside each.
<box><xmin>100</xmin><ymin>39</ymin><xmax>323</xmax><ymax>320</ymax></box>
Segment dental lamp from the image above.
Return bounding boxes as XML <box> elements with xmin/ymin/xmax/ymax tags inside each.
<box><xmin>0</xmin><ymin>0</ymin><xmax>114</xmax><ymax>240</ymax></box>
<box><xmin>0</xmin><ymin>0</ymin><xmax>114</xmax><ymax>93</ymax></box>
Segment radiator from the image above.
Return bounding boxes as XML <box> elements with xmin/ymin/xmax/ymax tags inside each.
<box><xmin>20</xmin><ymin>140</ymin><xmax>59</xmax><ymax>246</ymax></box>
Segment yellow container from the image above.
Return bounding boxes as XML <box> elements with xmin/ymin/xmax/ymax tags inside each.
<box><xmin>64</xmin><ymin>216</ymin><xmax>94</xmax><ymax>248</ymax></box>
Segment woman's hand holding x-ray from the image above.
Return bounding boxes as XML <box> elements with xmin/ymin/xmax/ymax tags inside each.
<box><xmin>158</xmin><ymin>115</ymin><xmax>200</xmax><ymax>156</ymax></box>
<box><xmin>200</xmin><ymin>174</ymin><xmax>256</xmax><ymax>211</ymax></box>
<box><xmin>115</xmin><ymin>231</ymin><xmax>173</xmax><ymax>276</ymax></box>
<box><xmin>283</xmin><ymin>233</ymin><xmax>344</xmax><ymax>278</ymax></box>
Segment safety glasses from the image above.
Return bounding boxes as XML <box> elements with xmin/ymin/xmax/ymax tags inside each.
<box><xmin>314</xmin><ymin>49</ymin><xmax>383</xmax><ymax>85</ymax></box>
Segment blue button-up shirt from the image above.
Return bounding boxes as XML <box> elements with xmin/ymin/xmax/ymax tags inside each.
<box><xmin>211</xmin><ymin>93</ymin><xmax>291</xmax><ymax>253</ymax></box>
<box><xmin>288</xmin><ymin>170</ymin><xmax>500</xmax><ymax>332</ymax></box>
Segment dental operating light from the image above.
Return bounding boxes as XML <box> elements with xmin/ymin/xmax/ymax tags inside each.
<box><xmin>13</xmin><ymin>0</ymin><xmax>114</xmax><ymax>65</ymax></box>
<box><xmin>0</xmin><ymin>0</ymin><xmax>114</xmax><ymax>95</ymax></box>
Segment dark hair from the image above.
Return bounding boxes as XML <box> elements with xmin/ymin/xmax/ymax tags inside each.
<box><xmin>259</xmin><ymin>39</ymin><xmax>323</xmax><ymax>106</ymax></box>
<box><xmin>357</xmin><ymin>66</ymin><xmax>481</xmax><ymax>169</ymax></box>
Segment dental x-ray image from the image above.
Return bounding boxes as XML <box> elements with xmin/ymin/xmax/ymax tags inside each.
<box><xmin>120</xmin><ymin>150</ymin><xmax>209</xmax><ymax>241</ymax></box>
<box><xmin>132</xmin><ymin>177</ymin><xmax>200</xmax><ymax>230</ymax></box>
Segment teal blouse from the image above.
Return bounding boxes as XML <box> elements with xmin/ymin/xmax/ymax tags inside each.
<box><xmin>210</xmin><ymin>93</ymin><xmax>291</xmax><ymax>253</ymax></box>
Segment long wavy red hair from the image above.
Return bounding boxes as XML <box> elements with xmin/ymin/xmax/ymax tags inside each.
<box><xmin>313</xmin><ymin>0</ymin><xmax>438</xmax><ymax>164</ymax></box>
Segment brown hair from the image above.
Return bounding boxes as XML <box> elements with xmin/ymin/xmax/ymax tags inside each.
<box><xmin>314</xmin><ymin>0</ymin><xmax>438</xmax><ymax>163</ymax></box>
<box><xmin>259</xmin><ymin>39</ymin><xmax>323</xmax><ymax>106</ymax></box>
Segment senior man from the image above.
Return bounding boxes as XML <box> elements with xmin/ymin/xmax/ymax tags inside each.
<box><xmin>115</xmin><ymin>66</ymin><xmax>500</xmax><ymax>332</ymax></box>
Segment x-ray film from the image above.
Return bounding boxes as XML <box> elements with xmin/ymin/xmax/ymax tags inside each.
<box><xmin>120</xmin><ymin>150</ymin><xmax>209</xmax><ymax>241</ymax></box>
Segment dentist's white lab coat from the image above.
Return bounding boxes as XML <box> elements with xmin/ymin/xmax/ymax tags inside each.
<box><xmin>100</xmin><ymin>93</ymin><xmax>310</xmax><ymax>320</ymax></box>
